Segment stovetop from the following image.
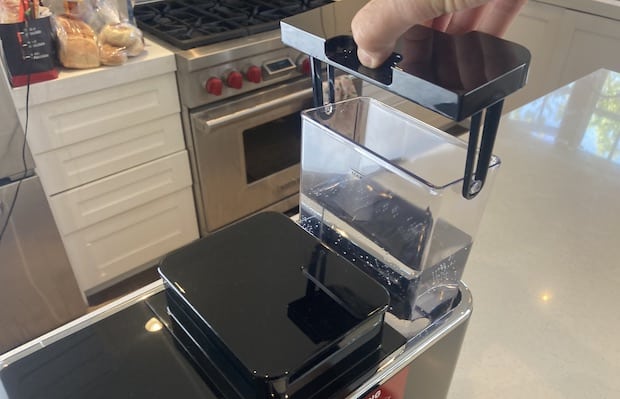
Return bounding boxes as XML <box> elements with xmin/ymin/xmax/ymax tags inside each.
<box><xmin>134</xmin><ymin>0</ymin><xmax>333</xmax><ymax>50</ymax></box>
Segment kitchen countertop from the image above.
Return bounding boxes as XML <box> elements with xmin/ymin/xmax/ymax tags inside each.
<box><xmin>6</xmin><ymin>38</ymin><xmax>176</xmax><ymax>109</ymax></box>
<box><xmin>535</xmin><ymin>0</ymin><xmax>620</xmax><ymax>20</ymax></box>
<box><xmin>450</xmin><ymin>68</ymin><xmax>620</xmax><ymax>398</ymax></box>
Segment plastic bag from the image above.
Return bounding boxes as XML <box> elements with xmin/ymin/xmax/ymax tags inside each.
<box><xmin>54</xmin><ymin>13</ymin><xmax>100</xmax><ymax>68</ymax></box>
<box><xmin>99</xmin><ymin>21</ymin><xmax>143</xmax><ymax>56</ymax></box>
<box><xmin>74</xmin><ymin>0</ymin><xmax>144</xmax><ymax>65</ymax></box>
<box><xmin>0</xmin><ymin>0</ymin><xmax>24</xmax><ymax>23</ymax></box>
<box><xmin>48</xmin><ymin>0</ymin><xmax>144</xmax><ymax>67</ymax></box>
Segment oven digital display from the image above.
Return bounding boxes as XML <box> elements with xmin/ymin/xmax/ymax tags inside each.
<box><xmin>264</xmin><ymin>58</ymin><xmax>295</xmax><ymax>75</ymax></box>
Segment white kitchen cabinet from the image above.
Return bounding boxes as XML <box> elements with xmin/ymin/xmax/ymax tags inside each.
<box><xmin>554</xmin><ymin>10</ymin><xmax>620</xmax><ymax>88</ymax></box>
<box><xmin>48</xmin><ymin>151</ymin><xmax>193</xmax><ymax>235</ymax></box>
<box><xmin>5</xmin><ymin>41</ymin><xmax>199</xmax><ymax>294</ymax></box>
<box><xmin>23</xmin><ymin>73</ymin><xmax>180</xmax><ymax>156</ymax></box>
<box><xmin>33</xmin><ymin>114</ymin><xmax>184</xmax><ymax>195</ymax></box>
<box><xmin>56</xmin><ymin>152</ymin><xmax>197</xmax><ymax>293</ymax></box>
<box><xmin>502</xmin><ymin>1</ymin><xmax>568</xmax><ymax>112</ymax></box>
<box><xmin>504</xmin><ymin>1</ymin><xmax>620</xmax><ymax>112</ymax></box>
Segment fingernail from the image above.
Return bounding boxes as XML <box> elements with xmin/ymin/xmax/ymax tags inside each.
<box><xmin>357</xmin><ymin>48</ymin><xmax>380</xmax><ymax>68</ymax></box>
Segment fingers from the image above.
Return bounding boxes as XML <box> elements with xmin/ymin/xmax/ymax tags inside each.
<box><xmin>430</xmin><ymin>14</ymin><xmax>453</xmax><ymax>31</ymax></box>
<box><xmin>444</xmin><ymin>4</ymin><xmax>489</xmax><ymax>34</ymax></box>
<box><xmin>351</xmin><ymin>0</ymin><xmax>426</xmax><ymax>68</ymax></box>
<box><xmin>477</xmin><ymin>0</ymin><xmax>528</xmax><ymax>37</ymax></box>
<box><xmin>351</xmin><ymin>0</ymin><xmax>523</xmax><ymax>68</ymax></box>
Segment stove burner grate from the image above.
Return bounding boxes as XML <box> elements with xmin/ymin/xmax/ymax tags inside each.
<box><xmin>135</xmin><ymin>0</ymin><xmax>333</xmax><ymax>50</ymax></box>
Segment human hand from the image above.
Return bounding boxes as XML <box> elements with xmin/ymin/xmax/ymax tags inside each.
<box><xmin>351</xmin><ymin>0</ymin><xmax>527</xmax><ymax>68</ymax></box>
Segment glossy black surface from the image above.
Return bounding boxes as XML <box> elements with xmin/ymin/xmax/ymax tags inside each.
<box><xmin>0</xmin><ymin>290</ymin><xmax>407</xmax><ymax>399</ymax></box>
<box><xmin>134</xmin><ymin>0</ymin><xmax>333</xmax><ymax>50</ymax></box>
<box><xmin>281</xmin><ymin>0</ymin><xmax>530</xmax><ymax>121</ymax></box>
<box><xmin>156</xmin><ymin>293</ymin><xmax>406</xmax><ymax>399</ymax></box>
<box><xmin>158</xmin><ymin>212</ymin><xmax>390</xmax><ymax>396</ymax></box>
<box><xmin>0</xmin><ymin>301</ymin><xmax>219</xmax><ymax>399</ymax></box>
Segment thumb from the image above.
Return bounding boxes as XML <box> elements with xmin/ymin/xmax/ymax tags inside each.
<box><xmin>351</xmin><ymin>0</ymin><xmax>489</xmax><ymax>68</ymax></box>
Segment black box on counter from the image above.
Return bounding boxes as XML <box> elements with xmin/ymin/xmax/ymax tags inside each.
<box><xmin>0</xmin><ymin>17</ymin><xmax>58</xmax><ymax>87</ymax></box>
<box><xmin>158</xmin><ymin>212</ymin><xmax>393</xmax><ymax>398</ymax></box>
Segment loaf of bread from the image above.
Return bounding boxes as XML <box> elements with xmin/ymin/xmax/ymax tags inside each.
<box><xmin>125</xmin><ymin>36</ymin><xmax>145</xmax><ymax>57</ymax></box>
<box><xmin>55</xmin><ymin>14</ymin><xmax>100</xmax><ymax>69</ymax></box>
<box><xmin>99</xmin><ymin>42</ymin><xmax>127</xmax><ymax>66</ymax></box>
<box><xmin>99</xmin><ymin>22</ymin><xmax>145</xmax><ymax>57</ymax></box>
<box><xmin>0</xmin><ymin>0</ymin><xmax>22</xmax><ymax>23</ymax></box>
<box><xmin>99</xmin><ymin>23</ymin><xmax>135</xmax><ymax>47</ymax></box>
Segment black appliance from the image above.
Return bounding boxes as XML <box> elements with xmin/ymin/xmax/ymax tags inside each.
<box><xmin>158</xmin><ymin>212</ymin><xmax>406</xmax><ymax>398</ymax></box>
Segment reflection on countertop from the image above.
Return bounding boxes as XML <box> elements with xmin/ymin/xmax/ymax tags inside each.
<box><xmin>449</xmin><ymin>69</ymin><xmax>620</xmax><ymax>398</ymax></box>
<box><xmin>507</xmin><ymin>70</ymin><xmax>620</xmax><ymax>162</ymax></box>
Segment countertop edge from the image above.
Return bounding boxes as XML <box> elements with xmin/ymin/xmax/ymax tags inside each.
<box><xmin>6</xmin><ymin>39</ymin><xmax>177</xmax><ymax>109</ymax></box>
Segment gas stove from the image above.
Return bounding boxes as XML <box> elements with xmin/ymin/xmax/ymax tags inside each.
<box><xmin>134</xmin><ymin>0</ymin><xmax>334</xmax><ymax>50</ymax></box>
<box><xmin>134</xmin><ymin>0</ymin><xmax>331</xmax><ymax>108</ymax></box>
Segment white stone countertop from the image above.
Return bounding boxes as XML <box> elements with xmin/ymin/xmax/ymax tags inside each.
<box><xmin>449</xmin><ymin>68</ymin><xmax>620</xmax><ymax>398</ymax></box>
<box><xmin>6</xmin><ymin>38</ymin><xmax>176</xmax><ymax>109</ymax></box>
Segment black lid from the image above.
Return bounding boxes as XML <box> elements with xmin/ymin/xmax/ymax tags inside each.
<box><xmin>158</xmin><ymin>212</ymin><xmax>389</xmax><ymax>396</ymax></box>
<box><xmin>281</xmin><ymin>0</ymin><xmax>530</xmax><ymax>121</ymax></box>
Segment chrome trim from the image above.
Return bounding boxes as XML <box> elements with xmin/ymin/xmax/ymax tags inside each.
<box><xmin>344</xmin><ymin>281</ymin><xmax>473</xmax><ymax>398</ymax></box>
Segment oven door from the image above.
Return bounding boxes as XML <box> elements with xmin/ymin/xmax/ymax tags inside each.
<box><xmin>190</xmin><ymin>78</ymin><xmax>314</xmax><ymax>233</ymax></box>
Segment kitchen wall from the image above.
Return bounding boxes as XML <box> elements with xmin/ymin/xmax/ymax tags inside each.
<box><xmin>502</xmin><ymin>0</ymin><xmax>620</xmax><ymax>112</ymax></box>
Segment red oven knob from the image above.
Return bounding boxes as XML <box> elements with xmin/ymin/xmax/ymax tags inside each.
<box><xmin>226</xmin><ymin>70</ymin><xmax>243</xmax><ymax>89</ymax></box>
<box><xmin>299</xmin><ymin>56</ymin><xmax>311</xmax><ymax>75</ymax></box>
<box><xmin>245</xmin><ymin>65</ymin><xmax>262</xmax><ymax>83</ymax></box>
<box><xmin>205</xmin><ymin>77</ymin><xmax>223</xmax><ymax>95</ymax></box>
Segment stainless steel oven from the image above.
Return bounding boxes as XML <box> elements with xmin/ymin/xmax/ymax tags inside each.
<box><xmin>190</xmin><ymin>78</ymin><xmax>314</xmax><ymax>233</ymax></box>
<box><xmin>133</xmin><ymin>0</ymin><xmax>336</xmax><ymax>235</ymax></box>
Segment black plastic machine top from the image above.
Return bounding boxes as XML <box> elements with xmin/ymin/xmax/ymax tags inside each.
<box><xmin>158</xmin><ymin>212</ymin><xmax>394</xmax><ymax>398</ymax></box>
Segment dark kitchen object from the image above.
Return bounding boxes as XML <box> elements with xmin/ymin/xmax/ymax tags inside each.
<box><xmin>281</xmin><ymin>0</ymin><xmax>531</xmax><ymax>198</ymax></box>
<box><xmin>0</xmin><ymin>299</ymin><xmax>220</xmax><ymax>398</ymax></box>
<box><xmin>134</xmin><ymin>0</ymin><xmax>334</xmax><ymax>50</ymax></box>
<box><xmin>158</xmin><ymin>212</ymin><xmax>392</xmax><ymax>398</ymax></box>
<box><xmin>0</xmin><ymin>17</ymin><xmax>59</xmax><ymax>86</ymax></box>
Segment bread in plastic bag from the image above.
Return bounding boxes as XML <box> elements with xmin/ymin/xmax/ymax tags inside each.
<box><xmin>54</xmin><ymin>13</ymin><xmax>100</xmax><ymax>69</ymax></box>
<box><xmin>0</xmin><ymin>0</ymin><xmax>24</xmax><ymax>23</ymax></box>
<box><xmin>99</xmin><ymin>22</ymin><xmax>144</xmax><ymax>56</ymax></box>
<box><xmin>99</xmin><ymin>42</ymin><xmax>127</xmax><ymax>65</ymax></box>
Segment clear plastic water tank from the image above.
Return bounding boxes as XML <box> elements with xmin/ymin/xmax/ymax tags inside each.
<box><xmin>299</xmin><ymin>97</ymin><xmax>500</xmax><ymax>320</ymax></box>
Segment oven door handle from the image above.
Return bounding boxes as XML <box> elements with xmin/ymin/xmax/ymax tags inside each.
<box><xmin>201</xmin><ymin>87</ymin><xmax>313</xmax><ymax>130</ymax></box>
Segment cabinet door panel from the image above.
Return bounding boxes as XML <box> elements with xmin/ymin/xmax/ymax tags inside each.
<box><xmin>34</xmin><ymin>115</ymin><xmax>184</xmax><ymax>195</ymax></box>
<box><xmin>558</xmin><ymin>11</ymin><xmax>620</xmax><ymax>87</ymax></box>
<box><xmin>25</xmin><ymin>74</ymin><xmax>180</xmax><ymax>155</ymax></box>
<box><xmin>62</xmin><ymin>188</ymin><xmax>198</xmax><ymax>293</ymax></box>
<box><xmin>502</xmin><ymin>2</ymin><xmax>568</xmax><ymax>112</ymax></box>
<box><xmin>49</xmin><ymin>151</ymin><xmax>193</xmax><ymax>236</ymax></box>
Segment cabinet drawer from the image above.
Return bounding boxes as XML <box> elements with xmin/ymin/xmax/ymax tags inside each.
<box><xmin>34</xmin><ymin>114</ymin><xmax>184</xmax><ymax>195</ymax></box>
<box><xmin>49</xmin><ymin>151</ymin><xmax>192</xmax><ymax>236</ymax></box>
<box><xmin>26</xmin><ymin>73</ymin><xmax>180</xmax><ymax>155</ymax></box>
<box><xmin>62</xmin><ymin>187</ymin><xmax>198</xmax><ymax>293</ymax></box>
